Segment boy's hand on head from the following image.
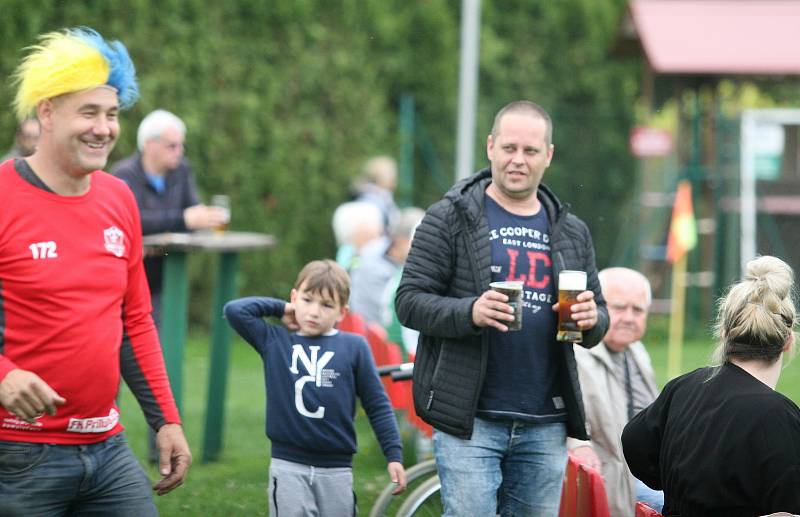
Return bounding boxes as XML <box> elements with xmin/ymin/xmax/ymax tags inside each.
<box><xmin>387</xmin><ymin>461</ymin><xmax>407</xmax><ymax>494</ymax></box>
<box><xmin>281</xmin><ymin>303</ymin><xmax>300</xmax><ymax>331</ymax></box>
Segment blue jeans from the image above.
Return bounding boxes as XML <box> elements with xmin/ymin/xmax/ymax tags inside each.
<box><xmin>635</xmin><ymin>478</ymin><xmax>664</xmax><ymax>513</ymax></box>
<box><xmin>434</xmin><ymin>418</ymin><xmax>567</xmax><ymax>517</ymax></box>
<box><xmin>0</xmin><ymin>432</ymin><xmax>157</xmax><ymax>516</ymax></box>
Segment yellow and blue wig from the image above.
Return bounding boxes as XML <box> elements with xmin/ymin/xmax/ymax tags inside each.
<box><xmin>12</xmin><ymin>27</ymin><xmax>139</xmax><ymax>121</ymax></box>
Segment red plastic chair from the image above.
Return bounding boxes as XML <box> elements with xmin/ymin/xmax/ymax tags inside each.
<box><xmin>577</xmin><ymin>463</ymin><xmax>611</xmax><ymax>517</ymax></box>
<box><xmin>338</xmin><ymin>310</ymin><xmax>367</xmax><ymax>336</ymax></box>
<box><xmin>383</xmin><ymin>342</ymin><xmax>409</xmax><ymax>409</ymax></box>
<box><xmin>559</xmin><ymin>452</ymin><xmax>611</xmax><ymax>517</ymax></box>
<box><xmin>559</xmin><ymin>453</ymin><xmax>580</xmax><ymax>517</ymax></box>
<box><xmin>365</xmin><ymin>322</ymin><xmax>389</xmax><ymax>367</ymax></box>
<box><xmin>635</xmin><ymin>502</ymin><xmax>663</xmax><ymax>517</ymax></box>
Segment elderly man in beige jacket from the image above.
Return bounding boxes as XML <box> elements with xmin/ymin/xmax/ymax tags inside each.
<box><xmin>568</xmin><ymin>267</ymin><xmax>664</xmax><ymax>517</ymax></box>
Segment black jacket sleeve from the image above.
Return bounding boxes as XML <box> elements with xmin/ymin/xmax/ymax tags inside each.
<box><xmin>395</xmin><ymin>202</ymin><xmax>482</xmax><ymax>339</ymax></box>
<box><xmin>576</xmin><ymin>221</ymin><xmax>608</xmax><ymax>349</ymax></box>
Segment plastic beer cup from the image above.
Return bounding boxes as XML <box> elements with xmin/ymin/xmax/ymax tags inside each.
<box><xmin>211</xmin><ymin>194</ymin><xmax>231</xmax><ymax>234</ymax></box>
<box><xmin>490</xmin><ymin>281</ymin><xmax>524</xmax><ymax>331</ymax></box>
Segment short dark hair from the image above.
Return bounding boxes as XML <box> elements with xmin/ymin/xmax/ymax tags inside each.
<box><xmin>491</xmin><ymin>100</ymin><xmax>553</xmax><ymax>145</ymax></box>
<box><xmin>294</xmin><ymin>259</ymin><xmax>350</xmax><ymax>307</ymax></box>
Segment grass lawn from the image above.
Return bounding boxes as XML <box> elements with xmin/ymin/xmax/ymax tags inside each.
<box><xmin>120</xmin><ymin>325</ymin><xmax>799</xmax><ymax>516</ymax></box>
<box><xmin>119</xmin><ymin>334</ymin><xmax>397</xmax><ymax>516</ymax></box>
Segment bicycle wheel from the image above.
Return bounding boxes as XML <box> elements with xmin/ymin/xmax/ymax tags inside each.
<box><xmin>396</xmin><ymin>474</ymin><xmax>442</xmax><ymax>517</ymax></box>
<box><xmin>369</xmin><ymin>459</ymin><xmax>437</xmax><ymax>517</ymax></box>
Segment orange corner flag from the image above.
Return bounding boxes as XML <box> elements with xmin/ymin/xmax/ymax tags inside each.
<box><xmin>666</xmin><ymin>180</ymin><xmax>697</xmax><ymax>264</ymax></box>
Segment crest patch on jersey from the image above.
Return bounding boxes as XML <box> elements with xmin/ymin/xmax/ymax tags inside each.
<box><xmin>103</xmin><ymin>226</ymin><xmax>125</xmax><ymax>257</ymax></box>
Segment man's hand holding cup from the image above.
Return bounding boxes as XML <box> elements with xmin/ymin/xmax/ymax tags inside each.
<box><xmin>553</xmin><ymin>270</ymin><xmax>597</xmax><ymax>342</ymax></box>
<box><xmin>472</xmin><ymin>281</ymin><xmax>524</xmax><ymax>332</ymax></box>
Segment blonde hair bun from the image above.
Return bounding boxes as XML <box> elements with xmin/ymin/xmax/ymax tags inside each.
<box><xmin>714</xmin><ymin>256</ymin><xmax>796</xmax><ymax>364</ymax></box>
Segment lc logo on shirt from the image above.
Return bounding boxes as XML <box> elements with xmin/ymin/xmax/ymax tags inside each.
<box><xmin>290</xmin><ymin>345</ymin><xmax>337</xmax><ymax>419</ymax></box>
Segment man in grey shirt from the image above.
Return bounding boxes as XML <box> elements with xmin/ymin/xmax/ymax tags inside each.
<box><xmin>569</xmin><ymin>267</ymin><xmax>664</xmax><ymax>516</ymax></box>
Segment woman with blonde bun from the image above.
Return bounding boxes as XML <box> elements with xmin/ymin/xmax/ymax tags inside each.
<box><xmin>622</xmin><ymin>256</ymin><xmax>800</xmax><ymax>517</ymax></box>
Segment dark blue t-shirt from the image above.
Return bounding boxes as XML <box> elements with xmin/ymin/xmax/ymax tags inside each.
<box><xmin>477</xmin><ymin>194</ymin><xmax>566</xmax><ymax>423</ymax></box>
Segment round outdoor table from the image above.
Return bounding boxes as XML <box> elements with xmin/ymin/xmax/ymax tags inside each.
<box><xmin>142</xmin><ymin>231</ymin><xmax>276</xmax><ymax>462</ymax></box>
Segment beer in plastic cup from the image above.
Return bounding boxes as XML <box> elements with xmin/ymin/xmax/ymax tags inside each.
<box><xmin>211</xmin><ymin>194</ymin><xmax>231</xmax><ymax>234</ymax></box>
<box><xmin>556</xmin><ymin>270</ymin><xmax>587</xmax><ymax>342</ymax></box>
<box><xmin>490</xmin><ymin>281</ymin><xmax>524</xmax><ymax>331</ymax></box>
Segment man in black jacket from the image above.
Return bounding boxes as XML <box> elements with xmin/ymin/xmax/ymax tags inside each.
<box><xmin>396</xmin><ymin>100</ymin><xmax>608</xmax><ymax>516</ymax></box>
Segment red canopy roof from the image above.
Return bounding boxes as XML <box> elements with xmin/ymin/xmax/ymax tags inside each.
<box><xmin>629</xmin><ymin>0</ymin><xmax>800</xmax><ymax>75</ymax></box>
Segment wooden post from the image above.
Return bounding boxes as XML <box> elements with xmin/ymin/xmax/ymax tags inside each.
<box><xmin>668</xmin><ymin>253</ymin><xmax>688</xmax><ymax>379</ymax></box>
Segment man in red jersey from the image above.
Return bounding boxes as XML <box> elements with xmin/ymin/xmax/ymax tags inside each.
<box><xmin>0</xmin><ymin>28</ymin><xmax>190</xmax><ymax>516</ymax></box>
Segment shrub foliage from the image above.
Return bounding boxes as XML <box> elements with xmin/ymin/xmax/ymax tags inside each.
<box><xmin>0</xmin><ymin>0</ymin><xmax>637</xmax><ymax>324</ymax></box>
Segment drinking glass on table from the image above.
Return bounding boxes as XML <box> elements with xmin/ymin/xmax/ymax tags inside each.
<box><xmin>210</xmin><ymin>194</ymin><xmax>231</xmax><ymax>234</ymax></box>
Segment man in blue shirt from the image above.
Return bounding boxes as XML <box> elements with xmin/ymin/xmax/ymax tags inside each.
<box><xmin>112</xmin><ymin>109</ymin><xmax>227</xmax><ymax>323</ymax></box>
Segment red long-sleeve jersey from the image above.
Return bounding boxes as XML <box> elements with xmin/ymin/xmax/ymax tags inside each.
<box><xmin>0</xmin><ymin>159</ymin><xmax>180</xmax><ymax>444</ymax></box>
